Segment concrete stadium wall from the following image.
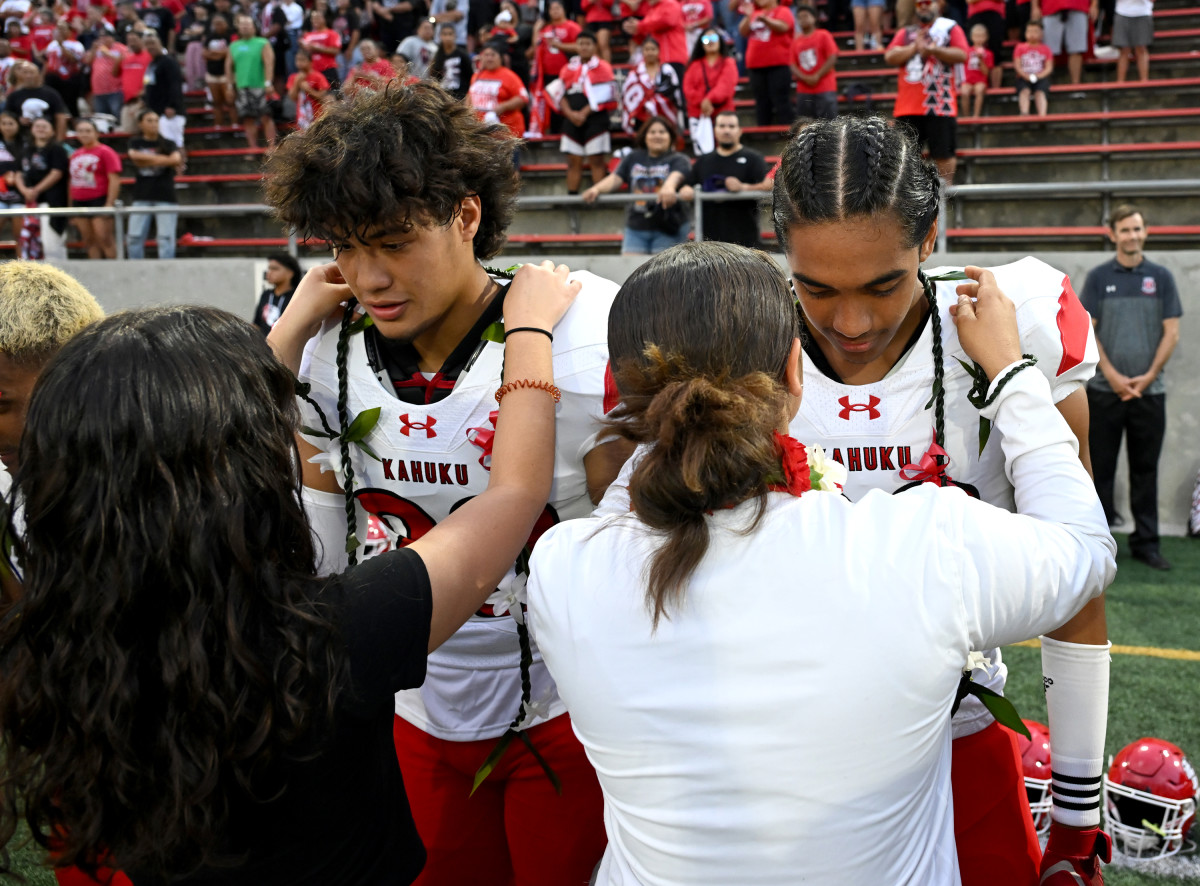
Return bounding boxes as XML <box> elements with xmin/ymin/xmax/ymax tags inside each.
<box><xmin>52</xmin><ymin>249</ymin><xmax>1200</xmax><ymax>535</ymax></box>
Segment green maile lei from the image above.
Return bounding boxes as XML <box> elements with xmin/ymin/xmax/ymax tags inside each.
<box><xmin>924</xmin><ymin>269</ymin><xmax>1032</xmax><ymax>740</ymax></box>
<box><xmin>297</xmin><ymin>266</ymin><xmax>562</xmax><ymax>790</ymax></box>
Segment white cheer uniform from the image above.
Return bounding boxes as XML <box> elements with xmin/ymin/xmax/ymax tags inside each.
<box><xmin>298</xmin><ymin>271</ymin><xmax>619</xmax><ymax>741</ymax></box>
<box><xmin>530</xmin><ymin>365</ymin><xmax>1115</xmax><ymax>886</ymax></box>
<box><xmin>789</xmin><ymin>257</ymin><xmax>1098</xmax><ymax>739</ymax></box>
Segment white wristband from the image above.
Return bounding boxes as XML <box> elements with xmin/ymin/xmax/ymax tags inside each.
<box><xmin>1041</xmin><ymin>635</ymin><xmax>1111</xmax><ymax>827</ymax></box>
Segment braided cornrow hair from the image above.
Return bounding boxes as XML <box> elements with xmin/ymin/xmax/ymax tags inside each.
<box><xmin>335</xmin><ymin>302</ymin><xmax>360</xmax><ymax>567</ymax></box>
<box><xmin>773</xmin><ymin>115</ymin><xmax>946</xmax><ymax>458</ymax></box>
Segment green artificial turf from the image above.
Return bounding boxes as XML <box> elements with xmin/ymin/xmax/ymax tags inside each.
<box><xmin>1003</xmin><ymin>534</ymin><xmax>1200</xmax><ymax>886</ymax></box>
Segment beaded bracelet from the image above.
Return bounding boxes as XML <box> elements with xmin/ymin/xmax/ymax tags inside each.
<box><xmin>504</xmin><ymin>327</ymin><xmax>553</xmax><ymax>342</ymax></box>
<box><xmin>495</xmin><ymin>379</ymin><xmax>562</xmax><ymax>404</ymax></box>
<box><xmin>967</xmin><ymin>354</ymin><xmax>1038</xmax><ymax>409</ymax></box>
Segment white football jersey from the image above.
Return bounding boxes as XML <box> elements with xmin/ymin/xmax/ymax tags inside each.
<box><xmin>299</xmin><ymin>270</ymin><xmax>620</xmax><ymax>741</ymax></box>
<box><xmin>789</xmin><ymin>256</ymin><xmax>1098</xmax><ymax>737</ymax></box>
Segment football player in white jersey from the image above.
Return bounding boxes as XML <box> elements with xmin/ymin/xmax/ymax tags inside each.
<box><xmin>772</xmin><ymin>116</ymin><xmax>1113</xmax><ymax>886</ymax></box>
<box><xmin>264</xmin><ymin>83</ymin><xmax>629</xmax><ymax>886</ymax></box>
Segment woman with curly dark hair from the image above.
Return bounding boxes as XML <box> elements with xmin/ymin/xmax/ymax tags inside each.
<box><xmin>0</xmin><ymin>258</ymin><xmax>579</xmax><ymax>885</ymax></box>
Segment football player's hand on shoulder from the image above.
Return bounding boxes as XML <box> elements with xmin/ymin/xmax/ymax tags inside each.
<box><xmin>950</xmin><ymin>265</ymin><xmax>1022</xmax><ymax>381</ymax></box>
<box><xmin>505</xmin><ymin>261</ymin><xmax>582</xmax><ymax>335</ymax></box>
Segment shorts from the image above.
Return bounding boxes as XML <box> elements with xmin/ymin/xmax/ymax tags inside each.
<box><xmin>1112</xmin><ymin>13</ymin><xmax>1153</xmax><ymax>46</ymax></box>
<box><xmin>795</xmin><ymin>90</ymin><xmax>838</xmax><ymax>120</ymax></box>
<box><xmin>71</xmin><ymin>195</ymin><xmax>108</xmax><ymax>208</ymax></box>
<box><xmin>1043</xmin><ymin>9</ymin><xmax>1089</xmax><ymax>54</ymax></box>
<box><xmin>966</xmin><ymin>9</ymin><xmax>1006</xmax><ymax>59</ymax></box>
<box><xmin>204</xmin><ymin>72</ymin><xmax>228</xmax><ymax>85</ymax></box>
<box><xmin>235</xmin><ymin>86</ymin><xmax>271</xmax><ymax>120</ymax></box>
<box><xmin>851</xmin><ymin>0</ymin><xmax>886</xmax><ymax>9</ymax></box>
<box><xmin>896</xmin><ymin>113</ymin><xmax>957</xmax><ymax>160</ymax></box>
<box><xmin>560</xmin><ymin>131</ymin><xmax>612</xmax><ymax>156</ymax></box>
<box><xmin>1017</xmin><ymin>75</ymin><xmax>1051</xmax><ymax>93</ymax></box>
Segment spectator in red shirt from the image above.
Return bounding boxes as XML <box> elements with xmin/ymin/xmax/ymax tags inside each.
<box><xmin>739</xmin><ymin>0</ymin><xmax>794</xmax><ymax>126</ymax></box>
<box><xmin>301</xmin><ymin>8</ymin><xmax>342</xmax><ymax>90</ymax></box>
<box><xmin>67</xmin><ymin>118</ymin><xmax>121</xmax><ymax>257</ymax></box>
<box><xmin>287</xmin><ymin>45</ymin><xmax>329</xmax><ymax>129</ymax></box>
<box><xmin>1013</xmin><ymin>18</ymin><xmax>1052</xmax><ymax>115</ymax></box>
<box><xmin>1034</xmin><ymin>0</ymin><xmax>1096</xmax><ymax>83</ymax></box>
<box><xmin>960</xmin><ymin>22</ymin><xmax>992</xmax><ymax>117</ymax></box>
<box><xmin>5</xmin><ymin>20</ymin><xmax>34</xmax><ymax>60</ymax></box>
<box><xmin>86</xmin><ymin>29</ymin><xmax>128</xmax><ymax>117</ymax></box>
<box><xmin>530</xmin><ymin>0</ymin><xmax>579</xmax><ymax>134</ymax></box>
<box><xmin>682</xmin><ymin>27</ymin><xmax>736</xmax><ymax>152</ymax></box>
<box><xmin>118</xmin><ymin>29</ymin><xmax>151</xmax><ymax>132</ymax></box>
<box><xmin>28</xmin><ymin>10</ymin><xmax>58</xmax><ymax>54</ymax></box>
<box><xmin>965</xmin><ymin>0</ymin><xmax>1004</xmax><ymax>87</ymax></box>
<box><xmin>624</xmin><ymin>0</ymin><xmax>687</xmax><ymax>75</ymax></box>
<box><xmin>345</xmin><ymin>38</ymin><xmax>395</xmax><ymax>92</ymax></box>
<box><xmin>883</xmin><ymin>0</ymin><xmax>967</xmax><ymax>182</ymax></box>
<box><xmin>468</xmin><ymin>41</ymin><xmax>527</xmax><ymax>138</ymax></box>
<box><xmin>789</xmin><ymin>4</ymin><xmax>838</xmax><ymax>120</ymax></box>
<box><xmin>43</xmin><ymin>21</ymin><xmax>85</xmax><ymax>118</ymax></box>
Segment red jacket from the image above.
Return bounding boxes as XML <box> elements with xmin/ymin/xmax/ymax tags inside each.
<box><xmin>635</xmin><ymin>0</ymin><xmax>687</xmax><ymax>64</ymax></box>
<box><xmin>682</xmin><ymin>55</ymin><xmax>737</xmax><ymax>116</ymax></box>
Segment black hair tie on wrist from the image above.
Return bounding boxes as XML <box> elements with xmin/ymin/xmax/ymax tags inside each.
<box><xmin>504</xmin><ymin>327</ymin><xmax>554</xmax><ymax>343</ymax></box>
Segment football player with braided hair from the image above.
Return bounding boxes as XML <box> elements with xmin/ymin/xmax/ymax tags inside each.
<box><xmin>771</xmin><ymin>115</ymin><xmax>1113</xmax><ymax>885</ymax></box>
<box><xmin>264</xmin><ymin>82</ymin><xmax>626</xmax><ymax>886</ymax></box>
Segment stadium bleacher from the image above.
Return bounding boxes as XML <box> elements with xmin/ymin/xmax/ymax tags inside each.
<box><xmin>12</xmin><ymin>0</ymin><xmax>1197</xmax><ymax>256</ymax></box>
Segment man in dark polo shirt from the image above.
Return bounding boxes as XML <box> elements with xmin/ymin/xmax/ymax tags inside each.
<box><xmin>1080</xmin><ymin>204</ymin><xmax>1182</xmax><ymax>570</ymax></box>
<box><xmin>680</xmin><ymin>110</ymin><xmax>771</xmax><ymax>248</ymax></box>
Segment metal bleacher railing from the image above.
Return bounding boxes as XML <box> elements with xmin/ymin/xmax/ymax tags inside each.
<box><xmin>4</xmin><ymin>177</ymin><xmax>1199</xmax><ymax>257</ymax></box>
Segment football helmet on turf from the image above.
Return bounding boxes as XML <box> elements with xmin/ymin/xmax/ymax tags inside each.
<box><xmin>1018</xmin><ymin>719</ymin><xmax>1053</xmax><ymax>837</ymax></box>
<box><xmin>1103</xmin><ymin>737</ymin><xmax>1199</xmax><ymax>859</ymax></box>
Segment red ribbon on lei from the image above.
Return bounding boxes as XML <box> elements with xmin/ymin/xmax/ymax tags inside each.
<box><xmin>771</xmin><ymin>431</ymin><xmax>813</xmax><ymax>497</ymax></box>
<box><xmin>466</xmin><ymin>410</ymin><xmax>500</xmax><ymax>470</ymax></box>
<box><xmin>898</xmin><ymin>430</ymin><xmax>952</xmax><ymax>485</ymax></box>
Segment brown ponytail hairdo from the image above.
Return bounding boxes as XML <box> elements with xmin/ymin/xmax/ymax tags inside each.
<box><xmin>606</xmin><ymin>242</ymin><xmax>800</xmax><ymax>628</ymax></box>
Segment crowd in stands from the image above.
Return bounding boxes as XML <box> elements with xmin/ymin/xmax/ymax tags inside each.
<box><xmin>0</xmin><ymin>0</ymin><xmax>1159</xmax><ymax>257</ymax></box>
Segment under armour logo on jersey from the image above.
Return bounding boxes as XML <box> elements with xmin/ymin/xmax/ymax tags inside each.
<box><xmin>399</xmin><ymin>414</ymin><xmax>438</xmax><ymax>438</ymax></box>
<box><xmin>837</xmin><ymin>395</ymin><xmax>881</xmax><ymax>420</ymax></box>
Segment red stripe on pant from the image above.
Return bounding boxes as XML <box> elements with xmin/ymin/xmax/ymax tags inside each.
<box><xmin>394</xmin><ymin>713</ymin><xmax>606</xmax><ymax>886</ymax></box>
<box><xmin>54</xmin><ymin>867</ymin><xmax>131</xmax><ymax>886</ymax></box>
<box><xmin>952</xmin><ymin>720</ymin><xmax>1042</xmax><ymax>886</ymax></box>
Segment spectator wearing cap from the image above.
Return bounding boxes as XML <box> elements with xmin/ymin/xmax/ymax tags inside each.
<box><xmin>739</xmin><ymin>0</ymin><xmax>794</xmax><ymax>126</ymax></box>
<box><xmin>789</xmin><ymin>3</ymin><xmax>838</xmax><ymax>120</ymax></box>
<box><xmin>554</xmin><ymin>29</ymin><xmax>615</xmax><ymax>195</ymax></box>
<box><xmin>397</xmin><ymin>15</ymin><xmax>436</xmax><ymax>77</ymax></box>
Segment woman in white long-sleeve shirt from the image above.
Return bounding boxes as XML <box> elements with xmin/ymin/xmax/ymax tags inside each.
<box><xmin>527</xmin><ymin>242</ymin><xmax>1116</xmax><ymax>886</ymax></box>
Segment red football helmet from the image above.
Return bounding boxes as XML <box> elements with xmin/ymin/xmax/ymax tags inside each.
<box><xmin>1104</xmin><ymin>737</ymin><xmax>1199</xmax><ymax>859</ymax></box>
<box><xmin>1017</xmin><ymin>719</ymin><xmax>1053</xmax><ymax>837</ymax></box>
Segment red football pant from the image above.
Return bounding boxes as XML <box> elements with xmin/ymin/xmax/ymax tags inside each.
<box><xmin>54</xmin><ymin>867</ymin><xmax>131</xmax><ymax>886</ymax></box>
<box><xmin>393</xmin><ymin>713</ymin><xmax>606</xmax><ymax>886</ymax></box>
<box><xmin>952</xmin><ymin>720</ymin><xmax>1042</xmax><ymax>886</ymax></box>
